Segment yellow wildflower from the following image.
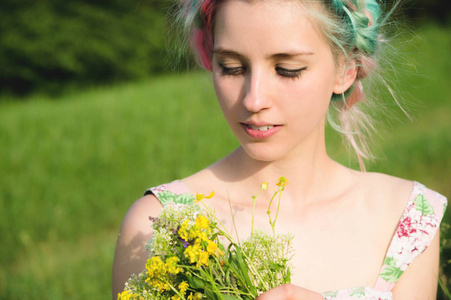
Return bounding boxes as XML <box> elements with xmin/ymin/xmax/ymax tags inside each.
<box><xmin>144</xmin><ymin>256</ymin><xmax>175</xmax><ymax>292</ymax></box>
<box><xmin>261</xmin><ymin>182</ymin><xmax>269</xmax><ymax>190</ymax></box>
<box><xmin>184</xmin><ymin>244</ymin><xmax>201</xmax><ymax>263</ymax></box>
<box><xmin>188</xmin><ymin>227</ymin><xmax>201</xmax><ymax>240</ymax></box>
<box><xmin>206</xmin><ymin>240</ymin><xmax>218</xmax><ymax>254</ymax></box>
<box><xmin>214</xmin><ymin>246</ymin><xmax>225</xmax><ymax>258</ymax></box>
<box><xmin>179</xmin><ymin>281</ymin><xmax>189</xmax><ymax>296</ymax></box>
<box><xmin>166</xmin><ymin>256</ymin><xmax>182</xmax><ymax>274</ymax></box>
<box><xmin>178</xmin><ymin>219</ymin><xmax>190</xmax><ymax>241</ymax></box>
<box><xmin>276</xmin><ymin>176</ymin><xmax>288</xmax><ymax>190</ymax></box>
<box><xmin>195</xmin><ymin>231</ymin><xmax>209</xmax><ymax>244</ymax></box>
<box><xmin>195</xmin><ymin>191</ymin><xmax>215</xmax><ymax>202</ymax></box>
<box><xmin>146</xmin><ymin>256</ymin><xmax>166</xmax><ymax>278</ymax></box>
<box><xmin>117</xmin><ymin>290</ymin><xmax>136</xmax><ymax>300</ymax></box>
<box><xmin>147</xmin><ymin>278</ymin><xmax>170</xmax><ymax>292</ymax></box>
<box><xmin>187</xmin><ymin>292</ymin><xmax>203</xmax><ymax>300</ymax></box>
<box><xmin>195</xmin><ymin>215</ymin><xmax>209</xmax><ymax>230</ymax></box>
<box><xmin>196</xmin><ymin>294</ymin><xmax>203</xmax><ymax>300</ymax></box>
<box><xmin>197</xmin><ymin>251</ymin><xmax>209</xmax><ymax>267</ymax></box>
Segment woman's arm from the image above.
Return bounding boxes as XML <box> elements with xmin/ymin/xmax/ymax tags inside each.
<box><xmin>392</xmin><ymin>231</ymin><xmax>440</xmax><ymax>299</ymax></box>
<box><xmin>256</xmin><ymin>284</ymin><xmax>324</xmax><ymax>300</ymax></box>
<box><xmin>112</xmin><ymin>195</ymin><xmax>162</xmax><ymax>299</ymax></box>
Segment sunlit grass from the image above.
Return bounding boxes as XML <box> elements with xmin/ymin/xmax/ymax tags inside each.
<box><xmin>0</xmin><ymin>72</ymin><xmax>237</xmax><ymax>299</ymax></box>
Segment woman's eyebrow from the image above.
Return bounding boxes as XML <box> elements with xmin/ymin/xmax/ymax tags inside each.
<box><xmin>213</xmin><ymin>48</ymin><xmax>244</xmax><ymax>59</ymax></box>
<box><xmin>268</xmin><ymin>51</ymin><xmax>314</xmax><ymax>59</ymax></box>
<box><xmin>213</xmin><ymin>48</ymin><xmax>314</xmax><ymax>59</ymax></box>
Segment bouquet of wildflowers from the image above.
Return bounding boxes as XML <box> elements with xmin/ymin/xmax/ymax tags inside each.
<box><xmin>118</xmin><ymin>177</ymin><xmax>293</xmax><ymax>300</ymax></box>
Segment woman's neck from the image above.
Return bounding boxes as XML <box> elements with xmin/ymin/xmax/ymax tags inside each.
<box><xmin>211</xmin><ymin>141</ymin><xmax>357</xmax><ymax>207</ymax></box>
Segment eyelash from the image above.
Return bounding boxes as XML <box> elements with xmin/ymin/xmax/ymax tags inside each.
<box><xmin>218</xmin><ymin>63</ymin><xmax>307</xmax><ymax>79</ymax></box>
<box><xmin>219</xmin><ymin>63</ymin><xmax>245</xmax><ymax>76</ymax></box>
<box><xmin>275</xmin><ymin>66</ymin><xmax>307</xmax><ymax>79</ymax></box>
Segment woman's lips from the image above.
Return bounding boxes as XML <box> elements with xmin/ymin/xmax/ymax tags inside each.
<box><xmin>241</xmin><ymin>123</ymin><xmax>282</xmax><ymax>139</ymax></box>
<box><xmin>247</xmin><ymin>124</ymin><xmax>275</xmax><ymax>131</ymax></box>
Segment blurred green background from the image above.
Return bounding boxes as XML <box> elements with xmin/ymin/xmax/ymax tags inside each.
<box><xmin>0</xmin><ymin>0</ymin><xmax>450</xmax><ymax>299</ymax></box>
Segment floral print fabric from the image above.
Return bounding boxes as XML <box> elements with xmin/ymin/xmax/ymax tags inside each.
<box><xmin>372</xmin><ymin>182</ymin><xmax>447</xmax><ymax>293</ymax></box>
<box><xmin>322</xmin><ymin>287</ymin><xmax>392</xmax><ymax>300</ymax></box>
<box><xmin>145</xmin><ymin>181</ymin><xmax>447</xmax><ymax>300</ymax></box>
<box><xmin>323</xmin><ymin>182</ymin><xmax>447</xmax><ymax>299</ymax></box>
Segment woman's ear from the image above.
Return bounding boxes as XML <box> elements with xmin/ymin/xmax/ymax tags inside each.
<box><xmin>333</xmin><ymin>59</ymin><xmax>358</xmax><ymax>94</ymax></box>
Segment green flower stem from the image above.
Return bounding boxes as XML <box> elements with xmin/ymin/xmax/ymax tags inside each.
<box><xmin>218</xmin><ymin>288</ymin><xmax>254</xmax><ymax>298</ymax></box>
<box><xmin>197</xmin><ymin>200</ymin><xmax>233</xmax><ymax>239</ymax></box>
<box><xmin>267</xmin><ymin>190</ymin><xmax>279</xmax><ymax>234</ymax></box>
<box><xmin>438</xmin><ymin>275</ymin><xmax>451</xmax><ymax>298</ymax></box>
<box><xmin>162</xmin><ymin>279</ymin><xmax>186</xmax><ymax>300</ymax></box>
<box><xmin>227</xmin><ymin>191</ymin><xmax>240</xmax><ymax>244</ymax></box>
<box><xmin>207</xmin><ymin>265</ymin><xmax>223</xmax><ymax>298</ymax></box>
<box><xmin>218</xmin><ymin>229</ymin><xmax>235</xmax><ymax>244</ymax></box>
<box><xmin>237</xmin><ymin>248</ymin><xmax>269</xmax><ymax>292</ymax></box>
<box><xmin>189</xmin><ymin>260</ymin><xmax>256</xmax><ymax>298</ymax></box>
<box><xmin>272</xmin><ymin>191</ymin><xmax>283</xmax><ymax>233</ymax></box>
<box><xmin>219</xmin><ymin>243</ymin><xmax>262</xmax><ymax>295</ymax></box>
<box><xmin>211</xmin><ymin>256</ymin><xmax>226</xmax><ymax>278</ymax></box>
<box><xmin>251</xmin><ymin>186</ymin><xmax>266</xmax><ymax>243</ymax></box>
<box><xmin>197</xmin><ymin>265</ymin><xmax>225</xmax><ymax>300</ymax></box>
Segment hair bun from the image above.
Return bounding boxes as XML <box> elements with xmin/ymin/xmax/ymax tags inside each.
<box><xmin>339</xmin><ymin>0</ymin><xmax>382</xmax><ymax>57</ymax></box>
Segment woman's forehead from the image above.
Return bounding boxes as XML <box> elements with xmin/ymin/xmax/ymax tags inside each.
<box><xmin>213</xmin><ymin>0</ymin><xmax>328</xmax><ymax>56</ymax></box>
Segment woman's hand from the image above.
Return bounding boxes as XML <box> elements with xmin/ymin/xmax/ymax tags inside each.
<box><xmin>256</xmin><ymin>284</ymin><xmax>324</xmax><ymax>300</ymax></box>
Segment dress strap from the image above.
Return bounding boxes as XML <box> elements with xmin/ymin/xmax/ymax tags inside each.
<box><xmin>144</xmin><ymin>180</ymin><xmax>195</xmax><ymax>206</ymax></box>
<box><xmin>374</xmin><ymin>181</ymin><xmax>447</xmax><ymax>292</ymax></box>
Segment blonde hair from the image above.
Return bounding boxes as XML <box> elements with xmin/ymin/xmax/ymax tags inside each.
<box><xmin>173</xmin><ymin>0</ymin><xmax>402</xmax><ymax>170</ymax></box>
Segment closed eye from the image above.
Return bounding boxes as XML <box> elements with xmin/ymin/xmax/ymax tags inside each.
<box><xmin>276</xmin><ymin>66</ymin><xmax>307</xmax><ymax>79</ymax></box>
<box><xmin>219</xmin><ymin>62</ymin><xmax>246</xmax><ymax>76</ymax></box>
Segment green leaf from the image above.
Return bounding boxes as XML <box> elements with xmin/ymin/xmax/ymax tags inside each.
<box><xmin>158</xmin><ymin>190</ymin><xmax>177</xmax><ymax>206</ymax></box>
<box><xmin>221</xmin><ymin>294</ymin><xmax>243</xmax><ymax>300</ymax></box>
<box><xmin>413</xmin><ymin>194</ymin><xmax>435</xmax><ymax>216</ymax></box>
<box><xmin>322</xmin><ymin>290</ymin><xmax>338</xmax><ymax>297</ymax></box>
<box><xmin>225</xmin><ymin>269</ymin><xmax>232</xmax><ymax>286</ymax></box>
<box><xmin>379</xmin><ymin>265</ymin><xmax>404</xmax><ymax>283</ymax></box>
<box><xmin>249</xmin><ymin>245</ymin><xmax>256</xmax><ymax>260</ymax></box>
<box><xmin>157</xmin><ymin>191</ymin><xmax>194</xmax><ymax>206</ymax></box>
<box><xmin>383</xmin><ymin>256</ymin><xmax>397</xmax><ymax>267</ymax></box>
<box><xmin>234</xmin><ymin>247</ymin><xmax>257</xmax><ymax>295</ymax></box>
<box><xmin>186</xmin><ymin>275</ymin><xmax>206</xmax><ymax>289</ymax></box>
<box><xmin>174</xmin><ymin>193</ymin><xmax>195</xmax><ymax>205</ymax></box>
<box><xmin>283</xmin><ymin>267</ymin><xmax>291</xmax><ymax>284</ymax></box>
<box><xmin>349</xmin><ymin>287</ymin><xmax>365</xmax><ymax>296</ymax></box>
<box><xmin>205</xmin><ymin>289</ymin><xmax>221</xmax><ymax>300</ymax></box>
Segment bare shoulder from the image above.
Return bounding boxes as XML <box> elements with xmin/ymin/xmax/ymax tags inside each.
<box><xmin>182</xmin><ymin>167</ymin><xmax>220</xmax><ymax>193</ymax></box>
<box><xmin>116</xmin><ymin>194</ymin><xmax>162</xmax><ymax>243</ymax></box>
<box><xmin>112</xmin><ymin>194</ymin><xmax>162</xmax><ymax>298</ymax></box>
<box><xmin>358</xmin><ymin>172</ymin><xmax>414</xmax><ymax>210</ymax></box>
<box><xmin>358</xmin><ymin>173</ymin><xmax>441</xmax><ymax>298</ymax></box>
<box><xmin>349</xmin><ymin>171</ymin><xmax>415</xmax><ymax>242</ymax></box>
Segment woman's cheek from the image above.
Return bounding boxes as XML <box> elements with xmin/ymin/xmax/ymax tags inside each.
<box><xmin>214</xmin><ymin>78</ymin><xmax>243</xmax><ymax>111</ymax></box>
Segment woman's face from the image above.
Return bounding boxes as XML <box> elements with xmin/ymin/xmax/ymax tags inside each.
<box><xmin>212</xmin><ymin>0</ymin><xmax>347</xmax><ymax>162</ymax></box>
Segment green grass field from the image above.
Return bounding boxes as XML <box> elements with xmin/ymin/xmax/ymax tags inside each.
<box><xmin>0</xmin><ymin>23</ymin><xmax>450</xmax><ymax>299</ymax></box>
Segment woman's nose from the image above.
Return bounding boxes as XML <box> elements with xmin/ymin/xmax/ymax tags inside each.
<box><xmin>242</xmin><ymin>69</ymin><xmax>272</xmax><ymax>113</ymax></box>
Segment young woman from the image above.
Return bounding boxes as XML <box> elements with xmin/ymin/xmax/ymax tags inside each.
<box><xmin>112</xmin><ymin>0</ymin><xmax>447</xmax><ymax>298</ymax></box>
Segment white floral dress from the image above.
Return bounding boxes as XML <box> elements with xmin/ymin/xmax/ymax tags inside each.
<box><xmin>145</xmin><ymin>181</ymin><xmax>447</xmax><ymax>300</ymax></box>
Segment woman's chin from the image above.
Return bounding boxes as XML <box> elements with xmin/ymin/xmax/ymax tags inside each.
<box><xmin>238</xmin><ymin>143</ymin><xmax>291</xmax><ymax>163</ymax></box>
